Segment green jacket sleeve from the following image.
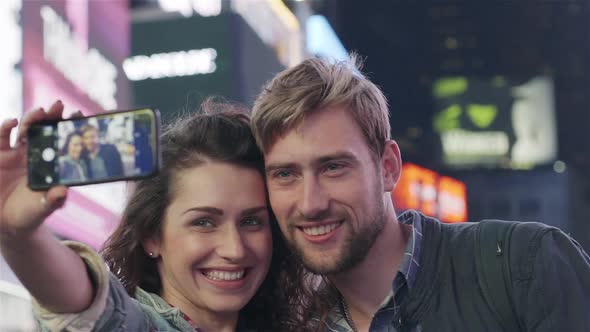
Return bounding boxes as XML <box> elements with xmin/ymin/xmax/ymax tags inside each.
<box><xmin>33</xmin><ymin>241</ymin><xmax>149</xmax><ymax>331</ymax></box>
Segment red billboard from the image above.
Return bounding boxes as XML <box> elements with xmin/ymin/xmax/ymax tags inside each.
<box><xmin>392</xmin><ymin>163</ymin><xmax>468</xmax><ymax>223</ymax></box>
<box><xmin>22</xmin><ymin>0</ymin><xmax>130</xmax><ymax>249</ymax></box>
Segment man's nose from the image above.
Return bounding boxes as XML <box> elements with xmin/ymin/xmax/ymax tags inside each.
<box><xmin>298</xmin><ymin>175</ymin><xmax>330</xmax><ymax>220</ymax></box>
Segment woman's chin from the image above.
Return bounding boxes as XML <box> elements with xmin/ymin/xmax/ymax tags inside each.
<box><xmin>192</xmin><ymin>268</ymin><xmax>262</xmax><ymax>312</ymax></box>
<box><xmin>199</xmin><ymin>294</ymin><xmax>250</xmax><ymax>314</ymax></box>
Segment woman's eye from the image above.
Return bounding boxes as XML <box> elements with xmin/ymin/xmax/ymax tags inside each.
<box><xmin>241</xmin><ymin>217</ymin><xmax>263</xmax><ymax>227</ymax></box>
<box><xmin>192</xmin><ymin>219</ymin><xmax>215</xmax><ymax>228</ymax></box>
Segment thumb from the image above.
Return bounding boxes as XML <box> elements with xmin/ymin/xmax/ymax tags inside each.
<box><xmin>41</xmin><ymin>186</ymin><xmax>68</xmax><ymax>215</ymax></box>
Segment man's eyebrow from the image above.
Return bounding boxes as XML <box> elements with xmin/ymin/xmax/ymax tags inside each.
<box><xmin>314</xmin><ymin>152</ymin><xmax>359</xmax><ymax>166</ymax></box>
<box><xmin>265</xmin><ymin>162</ymin><xmax>297</xmax><ymax>174</ymax></box>
<box><xmin>265</xmin><ymin>152</ymin><xmax>360</xmax><ymax>174</ymax></box>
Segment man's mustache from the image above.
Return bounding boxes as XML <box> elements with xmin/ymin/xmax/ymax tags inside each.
<box><xmin>288</xmin><ymin>209</ymin><xmax>347</xmax><ymax>225</ymax></box>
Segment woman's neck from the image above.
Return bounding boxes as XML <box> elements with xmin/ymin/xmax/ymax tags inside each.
<box><xmin>161</xmin><ymin>290</ymin><xmax>239</xmax><ymax>332</ymax></box>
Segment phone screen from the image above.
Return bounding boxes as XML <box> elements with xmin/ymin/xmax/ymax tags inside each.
<box><xmin>28</xmin><ymin>108</ymin><xmax>159</xmax><ymax>190</ymax></box>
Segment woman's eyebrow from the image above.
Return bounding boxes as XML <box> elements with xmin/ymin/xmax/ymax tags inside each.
<box><xmin>239</xmin><ymin>206</ymin><xmax>267</xmax><ymax>217</ymax></box>
<box><xmin>181</xmin><ymin>206</ymin><xmax>267</xmax><ymax>217</ymax></box>
<box><xmin>181</xmin><ymin>206</ymin><xmax>223</xmax><ymax>216</ymax></box>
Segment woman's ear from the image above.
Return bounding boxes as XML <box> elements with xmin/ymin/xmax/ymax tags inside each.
<box><xmin>381</xmin><ymin>140</ymin><xmax>402</xmax><ymax>192</ymax></box>
<box><xmin>142</xmin><ymin>237</ymin><xmax>161</xmax><ymax>259</ymax></box>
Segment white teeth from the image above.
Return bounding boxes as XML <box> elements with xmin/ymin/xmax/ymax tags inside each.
<box><xmin>204</xmin><ymin>270</ymin><xmax>245</xmax><ymax>281</ymax></box>
<box><xmin>302</xmin><ymin>223</ymin><xmax>338</xmax><ymax>236</ymax></box>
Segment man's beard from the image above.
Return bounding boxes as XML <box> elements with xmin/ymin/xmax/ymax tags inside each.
<box><xmin>285</xmin><ymin>188</ymin><xmax>386</xmax><ymax>275</ymax></box>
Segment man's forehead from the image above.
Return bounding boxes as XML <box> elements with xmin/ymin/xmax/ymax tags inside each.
<box><xmin>263</xmin><ymin>105</ymin><xmax>369</xmax><ymax>159</ymax></box>
<box><xmin>264</xmin><ymin>133</ymin><xmax>361</xmax><ymax>165</ymax></box>
<box><xmin>83</xmin><ymin>129</ymin><xmax>97</xmax><ymax>135</ymax></box>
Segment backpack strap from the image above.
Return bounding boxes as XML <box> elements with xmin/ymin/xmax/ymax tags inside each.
<box><xmin>475</xmin><ymin>219</ymin><xmax>522</xmax><ymax>332</ymax></box>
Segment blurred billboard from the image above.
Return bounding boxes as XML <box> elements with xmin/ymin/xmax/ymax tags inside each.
<box><xmin>127</xmin><ymin>11</ymin><xmax>285</xmax><ymax>123</ymax></box>
<box><xmin>432</xmin><ymin>76</ymin><xmax>557</xmax><ymax>169</ymax></box>
<box><xmin>22</xmin><ymin>0</ymin><xmax>131</xmax><ymax>249</ymax></box>
<box><xmin>306</xmin><ymin>15</ymin><xmax>348</xmax><ymax>61</ymax></box>
<box><xmin>0</xmin><ymin>0</ymin><xmax>23</xmax><ymax>143</ymax></box>
<box><xmin>393</xmin><ymin>163</ymin><xmax>467</xmax><ymax>223</ymax></box>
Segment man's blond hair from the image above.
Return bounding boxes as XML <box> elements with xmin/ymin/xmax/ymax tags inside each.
<box><xmin>251</xmin><ymin>55</ymin><xmax>390</xmax><ymax>158</ymax></box>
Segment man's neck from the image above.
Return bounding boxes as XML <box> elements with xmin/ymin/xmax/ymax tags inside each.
<box><xmin>329</xmin><ymin>198</ymin><xmax>410</xmax><ymax>331</ymax></box>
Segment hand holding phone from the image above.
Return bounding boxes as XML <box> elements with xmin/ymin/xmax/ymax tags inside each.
<box><xmin>0</xmin><ymin>101</ymin><xmax>68</xmax><ymax>237</ymax></box>
<box><xmin>27</xmin><ymin>107</ymin><xmax>160</xmax><ymax>190</ymax></box>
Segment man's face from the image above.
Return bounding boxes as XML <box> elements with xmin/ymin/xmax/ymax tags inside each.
<box><xmin>82</xmin><ymin>128</ymin><xmax>99</xmax><ymax>153</ymax></box>
<box><xmin>264</xmin><ymin>105</ymin><xmax>388</xmax><ymax>274</ymax></box>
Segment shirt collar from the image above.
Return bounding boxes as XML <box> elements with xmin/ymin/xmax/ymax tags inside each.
<box><xmin>88</xmin><ymin>146</ymin><xmax>101</xmax><ymax>159</ymax></box>
<box><xmin>397</xmin><ymin>210</ymin><xmax>423</xmax><ymax>290</ymax></box>
<box><xmin>376</xmin><ymin>210</ymin><xmax>424</xmax><ymax>309</ymax></box>
<box><xmin>323</xmin><ymin>210</ymin><xmax>425</xmax><ymax>330</ymax></box>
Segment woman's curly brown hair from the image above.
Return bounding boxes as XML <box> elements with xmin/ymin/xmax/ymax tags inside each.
<box><xmin>101</xmin><ymin>99</ymin><xmax>294</xmax><ymax>331</ymax></box>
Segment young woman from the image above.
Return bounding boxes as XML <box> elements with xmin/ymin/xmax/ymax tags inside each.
<box><xmin>58</xmin><ymin>131</ymin><xmax>88</xmax><ymax>182</ymax></box>
<box><xmin>0</xmin><ymin>100</ymin><xmax>291</xmax><ymax>331</ymax></box>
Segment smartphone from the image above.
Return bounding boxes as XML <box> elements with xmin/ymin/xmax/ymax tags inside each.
<box><xmin>27</xmin><ymin>108</ymin><xmax>160</xmax><ymax>191</ymax></box>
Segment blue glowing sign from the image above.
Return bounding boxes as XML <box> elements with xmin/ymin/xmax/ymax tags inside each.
<box><xmin>306</xmin><ymin>15</ymin><xmax>348</xmax><ymax>61</ymax></box>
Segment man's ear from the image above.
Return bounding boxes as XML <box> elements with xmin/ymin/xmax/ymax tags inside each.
<box><xmin>381</xmin><ymin>140</ymin><xmax>402</xmax><ymax>192</ymax></box>
<box><xmin>142</xmin><ymin>236</ymin><xmax>161</xmax><ymax>259</ymax></box>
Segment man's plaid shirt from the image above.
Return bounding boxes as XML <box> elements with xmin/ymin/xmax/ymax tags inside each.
<box><xmin>321</xmin><ymin>210</ymin><xmax>424</xmax><ymax>332</ymax></box>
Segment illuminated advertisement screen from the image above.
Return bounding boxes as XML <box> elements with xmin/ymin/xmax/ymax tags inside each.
<box><xmin>22</xmin><ymin>0</ymin><xmax>130</xmax><ymax>249</ymax></box>
<box><xmin>128</xmin><ymin>12</ymin><xmax>284</xmax><ymax>124</ymax></box>
<box><xmin>432</xmin><ymin>76</ymin><xmax>557</xmax><ymax>169</ymax></box>
<box><xmin>306</xmin><ymin>15</ymin><xmax>348</xmax><ymax>61</ymax></box>
<box><xmin>392</xmin><ymin>163</ymin><xmax>467</xmax><ymax>223</ymax></box>
<box><xmin>129</xmin><ymin>13</ymin><xmax>234</xmax><ymax>124</ymax></box>
<box><xmin>0</xmin><ymin>0</ymin><xmax>23</xmax><ymax>131</ymax></box>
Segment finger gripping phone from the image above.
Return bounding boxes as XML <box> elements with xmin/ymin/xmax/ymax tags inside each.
<box><xmin>27</xmin><ymin>108</ymin><xmax>160</xmax><ymax>191</ymax></box>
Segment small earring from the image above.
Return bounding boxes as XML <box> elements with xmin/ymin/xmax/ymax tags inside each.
<box><xmin>148</xmin><ymin>252</ymin><xmax>154</xmax><ymax>257</ymax></box>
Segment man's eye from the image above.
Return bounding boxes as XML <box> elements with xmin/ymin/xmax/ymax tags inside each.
<box><xmin>274</xmin><ymin>170</ymin><xmax>292</xmax><ymax>178</ymax></box>
<box><xmin>326</xmin><ymin>163</ymin><xmax>343</xmax><ymax>171</ymax></box>
<box><xmin>325</xmin><ymin>163</ymin><xmax>348</xmax><ymax>173</ymax></box>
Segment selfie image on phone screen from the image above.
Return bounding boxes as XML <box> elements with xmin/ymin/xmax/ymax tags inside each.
<box><xmin>28</xmin><ymin>108</ymin><xmax>159</xmax><ymax>190</ymax></box>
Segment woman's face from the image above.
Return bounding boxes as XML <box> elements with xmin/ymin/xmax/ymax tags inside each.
<box><xmin>147</xmin><ymin>161</ymin><xmax>273</xmax><ymax>318</ymax></box>
<box><xmin>67</xmin><ymin>135</ymin><xmax>83</xmax><ymax>160</ymax></box>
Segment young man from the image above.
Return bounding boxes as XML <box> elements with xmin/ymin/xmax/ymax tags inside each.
<box><xmin>251</xmin><ymin>57</ymin><xmax>590</xmax><ymax>332</ymax></box>
<box><xmin>80</xmin><ymin>124</ymin><xmax>124</xmax><ymax>180</ymax></box>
